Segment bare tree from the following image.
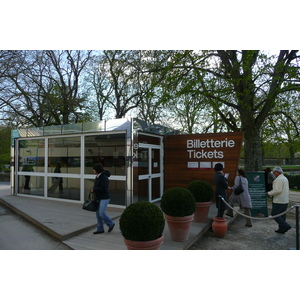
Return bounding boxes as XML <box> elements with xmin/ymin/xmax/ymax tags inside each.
<box><xmin>99</xmin><ymin>50</ymin><xmax>157</xmax><ymax>118</ymax></box>
<box><xmin>83</xmin><ymin>52</ymin><xmax>114</xmax><ymax>120</ymax></box>
<box><xmin>0</xmin><ymin>50</ymin><xmax>93</xmax><ymax>127</ymax></box>
<box><xmin>44</xmin><ymin>50</ymin><xmax>93</xmax><ymax>124</ymax></box>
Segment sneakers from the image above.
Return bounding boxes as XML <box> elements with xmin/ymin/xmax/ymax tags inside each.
<box><xmin>93</xmin><ymin>223</ymin><xmax>115</xmax><ymax>234</ymax></box>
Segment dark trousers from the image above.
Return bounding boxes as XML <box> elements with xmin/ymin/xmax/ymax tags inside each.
<box><xmin>271</xmin><ymin>203</ymin><xmax>290</xmax><ymax>231</ymax></box>
<box><xmin>24</xmin><ymin>176</ymin><xmax>30</xmax><ymax>189</ymax></box>
<box><xmin>216</xmin><ymin>197</ymin><xmax>227</xmax><ymax>217</ymax></box>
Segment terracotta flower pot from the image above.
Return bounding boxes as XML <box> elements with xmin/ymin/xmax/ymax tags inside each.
<box><xmin>194</xmin><ymin>201</ymin><xmax>211</xmax><ymax>223</ymax></box>
<box><xmin>212</xmin><ymin>217</ymin><xmax>227</xmax><ymax>238</ymax></box>
<box><xmin>124</xmin><ymin>235</ymin><xmax>164</xmax><ymax>250</ymax></box>
<box><xmin>164</xmin><ymin>214</ymin><xmax>194</xmax><ymax>242</ymax></box>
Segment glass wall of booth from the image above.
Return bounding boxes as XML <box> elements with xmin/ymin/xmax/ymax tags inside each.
<box><xmin>12</xmin><ymin>118</ymin><xmax>178</xmax><ymax>207</ymax></box>
<box><xmin>15</xmin><ymin>131</ymin><xmax>127</xmax><ymax>205</ymax></box>
<box><xmin>13</xmin><ymin>119</ymin><xmax>132</xmax><ymax>207</ymax></box>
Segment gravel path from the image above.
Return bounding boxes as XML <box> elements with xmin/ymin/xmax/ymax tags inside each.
<box><xmin>189</xmin><ymin>199</ymin><xmax>299</xmax><ymax>250</ymax></box>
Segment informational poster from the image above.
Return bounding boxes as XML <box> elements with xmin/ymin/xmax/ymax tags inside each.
<box><xmin>247</xmin><ymin>171</ymin><xmax>268</xmax><ymax>217</ymax></box>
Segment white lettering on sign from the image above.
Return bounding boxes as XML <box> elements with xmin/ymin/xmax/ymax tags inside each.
<box><xmin>186</xmin><ymin>138</ymin><xmax>235</xmax><ymax>164</ymax></box>
<box><xmin>187</xmin><ymin>138</ymin><xmax>235</xmax><ymax>149</ymax></box>
<box><xmin>187</xmin><ymin>149</ymin><xmax>224</xmax><ymax>159</ymax></box>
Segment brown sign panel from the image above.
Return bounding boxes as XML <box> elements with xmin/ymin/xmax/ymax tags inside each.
<box><xmin>164</xmin><ymin>132</ymin><xmax>244</xmax><ymax>194</ymax></box>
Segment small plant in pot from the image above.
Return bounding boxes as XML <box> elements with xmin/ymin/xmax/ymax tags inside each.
<box><xmin>160</xmin><ymin>187</ymin><xmax>196</xmax><ymax>242</ymax></box>
<box><xmin>119</xmin><ymin>201</ymin><xmax>165</xmax><ymax>250</ymax></box>
<box><xmin>187</xmin><ymin>180</ymin><xmax>214</xmax><ymax>223</ymax></box>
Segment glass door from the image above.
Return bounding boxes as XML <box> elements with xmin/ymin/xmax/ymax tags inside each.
<box><xmin>138</xmin><ymin>144</ymin><xmax>163</xmax><ymax>203</ymax></box>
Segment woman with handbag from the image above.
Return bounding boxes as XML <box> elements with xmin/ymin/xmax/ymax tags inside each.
<box><xmin>227</xmin><ymin>169</ymin><xmax>253</xmax><ymax>227</ymax></box>
<box><xmin>91</xmin><ymin>163</ymin><xmax>115</xmax><ymax>234</ymax></box>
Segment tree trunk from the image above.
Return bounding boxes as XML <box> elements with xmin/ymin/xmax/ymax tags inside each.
<box><xmin>243</xmin><ymin>126</ymin><xmax>263</xmax><ymax>172</ymax></box>
<box><xmin>289</xmin><ymin>146</ymin><xmax>295</xmax><ymax>165</ymax></box>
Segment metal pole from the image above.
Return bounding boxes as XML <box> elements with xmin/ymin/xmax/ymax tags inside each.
<box><xmin>218</xmin><ymin>195</ymin><xmax>221</xmax><ymax>217</ymax></box>
<box><xmin>296</xmin><ymin>205</ymin><xmax>299</xmax><ymax>250</ymax></box>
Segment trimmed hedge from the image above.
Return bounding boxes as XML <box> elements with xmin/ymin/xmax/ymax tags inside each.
<box><xmin>187</xmin><ymin>180</ymin><xmax>214</xmax><ymax>202</ymax></box>
<box><xmin>0</xmin><ymin>173</ymin><xmax>10</xmax><ymax>181</ymax></box>
<box><xmin>160</xmin><ymin>187</ymin><xmax>196</xmax><ymax>217</ymax></box>
<box><xmin>119</xmin><ymin>201</ymin><xmax>165</xmax><ymax>241</ymax></box>
<box><xmin>285</xmin><ymin>173</ymin><xmax>300</xmax><ymax>189</ymax></box>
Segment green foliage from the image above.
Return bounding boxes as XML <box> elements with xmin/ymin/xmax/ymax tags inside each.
<box><xmin>119</xmin><ymin>202</ymin><xmax>165</xmax><ymax>241</ymax></box>
<box><xmin>160</xmin><ymin>187</ymin><xmax>196</xmax><ymax>217</ymax></box>
<box><xmin>156</xmin><ymin>50</ymin><xmax>300</xmax><ymax>171</ymax></box>
<box><xmin>0</xmin><ymin>173</ymin><xmax>10</xmax><ymax>181</ymax></box>
<box><xmin>0</xmin><ymin>127</ymin><xmax>11</xmax><ymax>170</ymax></box>
<box><xmin>187</xmin><ymin>180</ymin><xmax>214</xmax><ymax>202</ymax></box>
<box><xmin>2</xmin><ymin>50</ymin><xmax>300</xmax><ymax>171</ymax></box>
<box><xmin>285</xmin><ymin>173</ymin><xmax>300</xmax><ymax>189</ymax></box>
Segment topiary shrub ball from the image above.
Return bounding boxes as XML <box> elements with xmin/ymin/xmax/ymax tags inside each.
<box><xmin>119</xmin><ymin>201</ymin><xmax>165</xmax><ymax>242</ymax></box>
<box><xmin>160</xmin><ymin>187</ymin><xmax>196</xmax><ymax>217</ymax></box>
<box><xmin>187</xmin><ymin>180</ymin><xmax>214</xmax><ymax>202</ymax></box>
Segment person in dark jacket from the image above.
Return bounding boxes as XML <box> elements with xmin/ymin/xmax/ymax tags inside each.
<box><xmin>214</xmin><ymin>163</ymin><xmax>229</xmax><ymax>217</ymax></box>
<box><xmin>48</xmin><ymin>162</ymin><xmax>63</xmax><ymax>195</ymax></box>
<box><xmin>91</xmin><ymin>163</ymin><xmax>115</xmax><ymax>234</ymax></box>
<box><xmin>264</xmin><ymin>167</ymin><xmax>276</xmax><ymax>192</ymax></box>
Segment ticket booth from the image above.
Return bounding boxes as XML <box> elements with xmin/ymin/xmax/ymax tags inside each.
<box><xmin>11</xmin><ymin>118</ymin><xmax>176</xmax><ymax>208</ymax></box>
<box><xmin>11</xmin><ymin>118</ymin><xmax>243</xmax><ymax>208</ymax></box>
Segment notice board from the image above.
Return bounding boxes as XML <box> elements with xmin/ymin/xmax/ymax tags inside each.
<box><xmin>247</xmin><ymin>171</ymin><xmax>268</xmax><ymax>217</ymax></box>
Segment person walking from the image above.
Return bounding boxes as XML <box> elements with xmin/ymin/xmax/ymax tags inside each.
<box><xmin>227</xmin><ymin>169</ymin><xmax>253</xmax><ymax>227</ymax></box>
<box><xmin>214</xmin><ymin>163</ymin><xmax>229</xmax><ymax>217</ymax></box>
<box><xmin>91</xmin><ymin>163</ymin><xmax>115</xmax><ymax>234</ymax></box>
<box><xmin>266</xmin><ymin>166</ymin><xmax>291</xmax><ymax>234</ymax></box>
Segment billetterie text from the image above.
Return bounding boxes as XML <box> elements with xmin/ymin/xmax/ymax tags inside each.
<box><xmin>187</xmin><ymin>138</ymin><xmax>235</xmax><ymax>159</ymax></box>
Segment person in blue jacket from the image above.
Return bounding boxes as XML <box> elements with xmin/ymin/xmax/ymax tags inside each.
<box><xmin>91</xmin><ymin>163</ymin><xmax>115</xmax><ymax>234</ymax></box>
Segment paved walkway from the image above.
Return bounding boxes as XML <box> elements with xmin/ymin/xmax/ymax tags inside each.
<box><xmin>0</xmin><ymin>186</ymin><xmax>226</xmax><ymax>250</ymax></box>
<box><xmin>3</xmin><ymin>181</ymin><xmax>297</xmax><ymax>250</ymax></box>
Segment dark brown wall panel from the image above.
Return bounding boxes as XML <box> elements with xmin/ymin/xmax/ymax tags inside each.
<box><xmin>164</xmin><ymin>132</ymin><xmax>244</xmax><ymax>195</ymax></box>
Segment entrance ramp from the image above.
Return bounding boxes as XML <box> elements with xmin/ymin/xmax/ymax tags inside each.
<box><xmin>1</xmin><ymin>193</ymin><xmax>235</xmax><ymax>250</ymax></box>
